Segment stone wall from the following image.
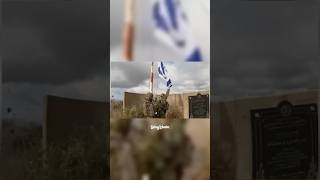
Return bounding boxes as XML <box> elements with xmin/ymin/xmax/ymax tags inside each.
<box><xmin>43</xmin><ymin>95</ymin><xmax>107</xmax><ymax>149</ymax></box>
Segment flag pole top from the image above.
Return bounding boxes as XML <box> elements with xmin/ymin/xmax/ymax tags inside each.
<box><xmin>123</xmin><ymin>0</ymin><xmax>136</xmax><ymax>61</ymax></box>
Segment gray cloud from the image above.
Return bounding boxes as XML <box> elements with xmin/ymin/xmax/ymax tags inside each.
<box><xmin>2</xmin><ymin>1</ymin><xmax>109</xmax><ymax>124</ymax></box>
<box><xmin>212</xmin><ymin>0</ymin><xmax>319</xmax><ymax>99</ymax></box>
<box><xmin>111</xmin><ymin>61</ymin><xmax>210</xmax><ymax>99</ymax></box>
<box><xmin>111</xmin><ymin>62</ymin><xmax>150</xmax><ymax>88</ymax></box>
<box><xmin>2</xmin><ymin>0</ymin><xmax>108</xmax><ymax>84</ymax></box>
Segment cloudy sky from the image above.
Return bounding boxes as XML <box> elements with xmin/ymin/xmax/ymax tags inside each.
<box><xmin>212</xmin><ymin>0</ymin><xmax>319</xmax><ymax>100</ymax></box>
<box><xmin>2</xmin><ymin>0</ymin><xmax>319</xmax><ymax>123</ymax></box>
<box><xmin>110</xmin><ymin>0</ymin><xmax>210</xmax><ymax>61</ymax></box>
<box><xmin>2</xmin><ymin>0</ymin><xmax>108</xmax><ymax>124</ymax></box>
<box><xmin>111</xmin><ymin>61</ymin><xmax>210</xmax><ymax>100</ymax></box>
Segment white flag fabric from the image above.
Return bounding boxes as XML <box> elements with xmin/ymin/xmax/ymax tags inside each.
<box><xmin>152</xmin><ymin>0</ymin><xmax>202</xmax><ymax>61</ymax></box>
<box><xmin>157</xmin><ymin>62</ymin><xmax>173</xmax><ymax>88</ymax></box>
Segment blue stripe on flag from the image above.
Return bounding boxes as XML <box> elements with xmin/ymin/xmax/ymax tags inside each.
<box><xmin>152</xmin><ymin>0</ymin><xmax>203</xmax><ymax>61</ymax></box>
<box><xmin>186</xmin><ymin>48</ymin><xmax>202</xmax><ymax>61</ymax></box>
<box><xmin>158</xmin><ymin>63</ymin><xmax>167</xmax><ymax>80</ymax></box>
<box><xmin>165</xmin><ymin>0</ymin><xmax>178</xmax><ymax>30</ymax></box>
<box><xmin>161</xmin><ymin>62</ymin><xmax>166</xmax><ymax>75</ymax></box>
<box><xmin>158</xmin><ymin>66</ymin><xmax>161</xmax><ymax>75</ymax></box>
<box><xmin>158</xmin><ymin>62</ymin><xmax>173</xmax><ymax>88</ymax></box>
<box><xmin>167</xmin><ymin>79</ymin><xmax>172</xmax><ymax>88</ymax></box>
<box><xmin>158</xmin><ymin>66</ymin><xmax>164</xmax><ymax>77</ymax></box>
<box><xmin>153</xmin><ymin>3</ymin><xmax>170</xmax><ymax>33</ymax></box>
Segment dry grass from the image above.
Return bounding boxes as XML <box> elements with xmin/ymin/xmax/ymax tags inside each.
<box><xmin>111</xmin><ymin>100</ymin><xmax>123</xmax><ymax>118</ymax></box>
<box><xmin>0</xmin><ymin>122</ymin><xmax>106</xmax><ymax>180</ymax></box>
<box><xmin>111</xmin><ymin>100</ymin><xmax>183</xmax><ymax>119</ymax></box>
<box><xmin>111</xmin><ymin>100</ymin><xmax>145</xmax><ymax>119</ymax></box>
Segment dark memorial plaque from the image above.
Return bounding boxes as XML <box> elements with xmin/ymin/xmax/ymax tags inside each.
<box><xmin>251</xmin><ymin>101</ymin><xmax>318</xmax><ymax>180</ymax></box>
<box><xmin>189</xmin><ymin>93</ymin><xmax>209</xmax><ymax>118</ymax></box>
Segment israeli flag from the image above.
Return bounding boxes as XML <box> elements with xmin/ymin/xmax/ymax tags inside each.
<box><xmin>152</xmin><ymin>0</ymin><xmax>202</xmax><ymax>61</ymax></box>
<box><xmin>158</xmin><ymin>62</ymin><xmax>173</xmax><ymax>88</ymax></box>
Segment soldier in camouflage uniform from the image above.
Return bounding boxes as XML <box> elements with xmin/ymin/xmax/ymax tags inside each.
<box><xmin>146</xmin><ymin>88</ymin><xmax>170</xmax><ymax>118</ymax></box>
<box><xmin>144</xmin><ymin>93</ymin><xmax>154</xmax><ymax>117</ymax></box>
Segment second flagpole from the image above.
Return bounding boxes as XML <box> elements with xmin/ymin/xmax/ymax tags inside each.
<box><xmin>123</xmin><ymin>0</ymin><xmax>135</xmax><ymax>61</ymax></box>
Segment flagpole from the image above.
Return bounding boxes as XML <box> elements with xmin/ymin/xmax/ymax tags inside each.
<box><xmin>154</xmin><ymin>62</ymin><xmax>156</xmax><ymax>96</ymax></box>
<box><xmin>123</xmin><ymin>0</ymin><xmax>135</xmax><ymax>61</ymax></box>
<box><xmin>149</xmin><ymin>62</ymin><xmax>154</xmax><ymax>94</ymax></box>
<box><xmin>153</xmin><ymin>62</ymin><xmax>158</xmax><ymax>95</ymax></box>
<box><xmin>152</xmin><ymin>62</ymin><xmax>154</xmax><ymax>94</ymax></box>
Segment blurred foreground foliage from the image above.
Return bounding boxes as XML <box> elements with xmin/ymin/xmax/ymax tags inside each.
<box><xmin>0</xmin><ymin>123</ymin><xmax>106</xmax><ymax>180</ymax></box>
<box><xmin>110</xmin><ymin>118</ymin><xmax>210</xmax><ymax>180</ymax></box>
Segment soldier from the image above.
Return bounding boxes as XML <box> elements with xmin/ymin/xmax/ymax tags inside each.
<box><xmin>153</xmin><ymin>88</ymin><xmax>170</xmax><ymax>118</ymax></box>
<box><xmin>144</xmin><ymin>93</ymin><xmax>154</xmax><ymax>117</ymax></box>
<box><xmin>152</xmin><ymin>96</ymin><xmax>160</xmax><ymax>118</ymax></box>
